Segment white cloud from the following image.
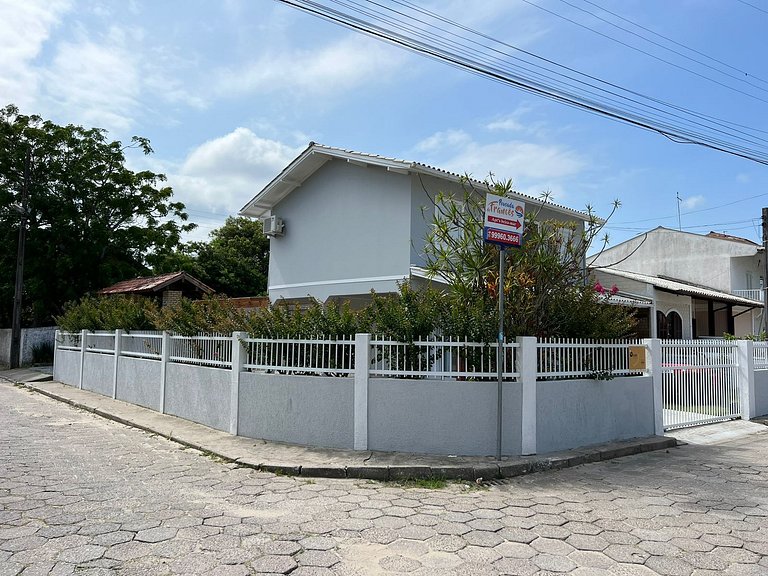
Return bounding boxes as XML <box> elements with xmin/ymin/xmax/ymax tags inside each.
<box><xmin>215</xmin><ymin>34</ymin><xmax>404</xmax><ymax>99</ymax></box>
<box><xmin>168</xmin><ymin>128</ymin><xmax>303</xmax><ymax>214</ymax></box>
<box><xmin>736</xmin><ymin>173</ymin><xmax>751</xmax><ymax>184</ymax></box>
<box><xmin>0</xmin><ymin>0</ymin><xmax>72</xmax><ymax>110</ymax></box>
<box><xmin>680</xmin><ymin>195</ymin><xmax>705</xmax><ymax>210</ymax></box>
<box><xmin>43</xmin><ymin>27</ymin><xmax>141</xmax><ymax>133</ymax></box>
<box><xmin>413</xmin><ymin>132</ymin><xmax>585</xmax><ymax>181</ymax></box>
<box><xmin>414</xmin><ymin>130</ymin><xmax>473</xmax><ymax>153</ymax></box>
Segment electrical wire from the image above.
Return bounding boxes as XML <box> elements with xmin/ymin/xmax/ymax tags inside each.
<box><xmin>546</xmin><ymin>0</ymin><xmax>768</xmax><ymax>98</ymax></box>
<box><xmin>276</xmin><ymin>0</ymin><xmax>768</xmax><ymax>165</ymax></box>
<box><xmin>580</xmin><ymin>0</ymin><xmax>768</xmax><ymax>88</ymax></box>
<box><xmin>735</xmin><ymin>0</ymin><xmax>768</xmax><ymax>16</ymax></box>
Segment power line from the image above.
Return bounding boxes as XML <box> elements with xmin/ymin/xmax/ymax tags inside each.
<box><xmin>277</xmin><ymin>0</ymin><xmax>768</xmax><ymax>164</ymax></box>
<box><xmin>735</xmin><ymin>0</ymin><xmax>768</xmax><ymax>16</ymax></box>
<box><xmin>580</xmin><ymin>0</ymin><xmax>768</xmax><ymax>87</ymax></box>
<box><xmin>551</xmin><ymin>0</ymin><xmax>768</xmax><ymax>95</ymax></box>
<box><xmin>613</xmin><ymin>191</ymin><xmax>768</xmax><ymax>225</ymax></box>
<box><xmin>523</xmin><ymin>0</ymin><xmax>768</xmax><ymax>105</ymax></box>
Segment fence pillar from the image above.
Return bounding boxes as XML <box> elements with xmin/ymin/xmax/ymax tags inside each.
<box><xmin>112</xmin><ymin>329</ymin><xmax>122</xmax><ymax>399</ymax></box>
<box><xmin>354</xmin><ymin>333</ymin><xmax>370</xmax><ymax>451</ymax></box>
<box><xmin>518</xmin><ymin>336</ymin><xmax>537</xmax><ymax>456</ymax></box>
<box><xmin>643</xmin><ymin>338</ymin><xmax>664</xmax><ymax>436</ymax></box>
<box><xmin>737</xmin><ymin>340</ymin><xmax>756</xmax><ymax>420</ymax></box>
<box><xmin>230</xmin><ymin>332</ymin><xmax>247</xmax><ymax>436</ymax></box>
<box><xmin>78</xmin><ymin>329</ymin><xmax>87</xmax><ymax>390</ymax></box>
<box><xmin>159</xmin><ymin>331</ymin><xmax>170</xmax><ymax>414</ymax></box>
<box><xmin>53</xmin><ymin>329</ymin><xmax>60</xmax><ymax>381</ymax></box>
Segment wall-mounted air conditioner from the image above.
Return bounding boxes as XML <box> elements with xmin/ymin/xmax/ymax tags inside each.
<box><xmin>263</xmin><ymin>215</ymin><xmax>284</xmax><ymax>237</ymax></box>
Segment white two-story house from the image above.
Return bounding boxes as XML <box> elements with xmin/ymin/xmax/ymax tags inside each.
<box><xmin>589</xmin><ymin>227</ymin><xmax>764</xmax><ymax>338</ymax></box>
<box><xmin>239</xmin><ymin>143</ymin><xmax>595</xmax><ymax>306</ymax></box>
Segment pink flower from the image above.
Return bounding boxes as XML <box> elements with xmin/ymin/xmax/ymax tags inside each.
<box><xmin>594</xmin><ymin>282</ymin><xmax>605</xmax><ymax>294</ymax></box>
<box><xmin>610</xmin><ymin>284</ymin><xmax>618</xmax><ymax>295</ymax></box>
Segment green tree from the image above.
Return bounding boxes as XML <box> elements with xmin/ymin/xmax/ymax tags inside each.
<box><xmin>423</xmin><ymin>177</ymin><xmax>636</xmax><ymax>339</ymax></box>
<box><xmin>0</xmin><ymin>104</ymin><xmax>194</xmax><ymax>326</ymax></box>
<box><xmin>190</xmin><ymin>216</ymin><xmax>269</xmax><ymax>297</ymax></box>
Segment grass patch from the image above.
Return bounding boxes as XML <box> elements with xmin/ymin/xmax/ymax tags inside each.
<box><xmin>391</xmin><ymin>476</ymin><xmax>448</xmax><ymax>490</ymax></box>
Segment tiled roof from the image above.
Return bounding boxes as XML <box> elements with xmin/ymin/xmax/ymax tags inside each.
<box><xmin>594</xmin><ymin>268</ymin><xmax>763</xmax><ymax>307</ymax></box>
<box><xmin>99</xmin><ymin>271</ymin><xmax>213</xmax><ymax>295</ymax></box>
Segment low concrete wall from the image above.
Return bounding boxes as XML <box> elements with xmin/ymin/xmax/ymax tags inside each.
<box><xmin>165</xmin><ymin>363</ymin><xmax>230</xmax><ymax>432</ymax></box>
<box><xmin>116</xmin><ymin>356</ymin><xmax>162</xmax><ymax>411</ymax></box>
<box><xmin>82</xmin><ymin>353</ymin><xmax>114</xmax><ymax>397</ymax></box>
<box><xmin>755</xmin><ymin>370</ymin><xmax>768</xmax><ymax>418</ymax></box>
<box><xmin>536</xmin><ymin>375</ymin><xmax>655</xmax><ymax>453</ymax></box>
<box><xmin>53</xmin><ymin>349</ymin><xmax>81</xmax><ymax>386</ymax></box>
<box><xmin>0</xmin><ymin>326</ymin><xmax>56</xmax><ymax>367</ymax></box>
<box><xmin>238</xmin><ymin>373</ymin><xmax>354</xmax><ymax>449</ymax></box>
<box><xmin>368</xmin><ymin>378</ymin><xmax>523</xmax><ymax>456</ymax></box>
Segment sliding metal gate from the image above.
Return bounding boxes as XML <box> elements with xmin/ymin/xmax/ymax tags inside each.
<box><xmin>661</xmin><ymin>340</ymin><xmax>741</xmax><ymax>430</ymax></box>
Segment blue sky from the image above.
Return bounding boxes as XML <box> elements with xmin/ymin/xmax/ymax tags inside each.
<box><xmin>2</xmin><ymin>0</ymin><xmax>767</xmax><ymax>249</ymax></box>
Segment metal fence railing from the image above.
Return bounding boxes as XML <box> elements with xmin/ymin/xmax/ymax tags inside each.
<box><xmin>243</xmin><ymin>336</ymin><xmax>355</xmax><ymax>375</ymax></box>
<box><xmin>57</xmin><ymin>331</ymin><xmax>82</xmax><ymax>351</ymax></box>
<box><xmin>120</xmin><ymin>332</ymin><xmax>162</xmax><ymax>359</ymax></box>
<box><xmin>170</xmin><ymin>334</ymin><xmax>233</xmax><ymax>368</ymax></box>
<box><xmin>754</xmin><ymin>341</ymin><xmax>768</xmax><ymax>369</ymax></box>
<box><xmin>84</xmin><ymin>331</ymin><xmax>116</xmax><ymax>354</ymax></box>
<box><xmin>537</xmin><ymin>338</ymin><xmax>645</xmax><ymax>380</ymax></box>
<box><xmin>369</xmin><ymin>337</ymin><xmax>519</xmax><ymax>380</ymax></box>
<box><xmin>661</xmin><ymin>339</ymin><xmax>740</xmax><ymax>429</ymax></box>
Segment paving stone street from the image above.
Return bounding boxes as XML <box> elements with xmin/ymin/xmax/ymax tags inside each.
<box><xmin>1</xmin><ymin>383</ymin><xmax>767</xmax><ymax>576</ymax></box>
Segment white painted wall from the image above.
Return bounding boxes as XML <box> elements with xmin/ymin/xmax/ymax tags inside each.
<box><xmin>591</xmin><ymin>228</ymin><xmax>760</xmax><ymax>293</ymax></box>
<box><xmin>267</xmin><ymin>159</ymin><xmax>412</xmax><ymax>301</ymax></box>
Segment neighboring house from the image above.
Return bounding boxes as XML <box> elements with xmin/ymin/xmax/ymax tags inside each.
<box><xmin>239</xmin><ymin>142</ymin><xmax>594</xmax><ymax>305</ymax></box>
<box><xmin>99</xmin><ymin>271</ymin><xmax>214</xmax><ymax>307</ymax></box>
<box><xmin>589</xmin><ymin>227</ymin><xmax>764</xmax><ymax>338</ymax></box>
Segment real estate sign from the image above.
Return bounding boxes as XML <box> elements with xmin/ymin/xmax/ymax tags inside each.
<box><xmin>483</xmin><ymin>193</ymin><xmax>525</xmax><ymax>247</ymax></box>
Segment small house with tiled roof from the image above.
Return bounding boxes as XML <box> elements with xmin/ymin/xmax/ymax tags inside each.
<box><xmin>98</xmin><ymin>271</ymin><xmax>214</xmax><ymax>307</ymax></box>
<box><xmin>239</xmin><ymin>142</ymin><xmax>595</xmax><ymax>305</ymax></box>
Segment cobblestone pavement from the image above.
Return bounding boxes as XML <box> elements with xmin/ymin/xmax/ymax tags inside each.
<box><xmin>1</xmin><ymin>384</ymin><xmax>767</xmax><ymax>576</ymax></box>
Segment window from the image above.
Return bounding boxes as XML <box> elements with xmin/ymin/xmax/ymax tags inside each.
<box><xmin>657</xmin><ymin>310</ymin><xmax>683</xmax><ymax>339</ymax></box>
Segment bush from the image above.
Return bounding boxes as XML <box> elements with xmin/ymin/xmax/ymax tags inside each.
<box><xmin>31</xmin><ymin>341</ymin><xmax>54</xmax><ymax>364</ymax></box>
<box><xmin>55</xmin><ymin>296</ymin><xmax>158</xmax><ymax>332</ymax></box>
<box><xmin>150</xmin><ymin>295</ymin><xmax>246</xmax><ymax>335</ymax></box>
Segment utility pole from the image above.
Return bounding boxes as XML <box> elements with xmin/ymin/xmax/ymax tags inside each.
<box><xmin>762</xmin><ymin>207</ymin><xmax>768</xmax><ymax>335</ymax></box>
<box><xmin>9</xmin><ymin>149</ymin><xmax>30</xmax><ymax>369</ymax></box>
<box><xmin>676</xmin><ymin>193</ymin><xmax>682</xmax><ymax>231</ymax></box>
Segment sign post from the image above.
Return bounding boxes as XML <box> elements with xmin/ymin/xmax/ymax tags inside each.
<box><xmin>483</xmin><ymin>193</ymin><xmax>525</xmax><ymax>461</ymax></box>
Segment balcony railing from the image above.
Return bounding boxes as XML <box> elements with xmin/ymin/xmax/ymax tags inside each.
<box><xmin>732</xmin><ymin>289</ymin><xmax>764</xmax><ymax>302</ymax></box>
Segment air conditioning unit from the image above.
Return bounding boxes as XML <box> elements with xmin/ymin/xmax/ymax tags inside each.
<box><xmin>263</xmin><ymin>215</ymin><xmax>284</xmax><ymax>237</ymax></box>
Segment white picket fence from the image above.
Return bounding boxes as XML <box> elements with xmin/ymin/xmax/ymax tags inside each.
<box><xmin>57</xmin><ymin>331</ymin><xmax>644</xmax><ymax>381</ymax></box>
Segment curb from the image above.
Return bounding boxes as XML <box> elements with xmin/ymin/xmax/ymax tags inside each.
<box><xmin>11</xmin><ymin>379</ymin><xmax>677</xmax><ymax>482</ymax></box>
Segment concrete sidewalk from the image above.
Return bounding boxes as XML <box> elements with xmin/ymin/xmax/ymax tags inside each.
<box><xmin>1</xmin><ymin>368</ymin><xmax>676</xmax><ymax>481</ymax></box>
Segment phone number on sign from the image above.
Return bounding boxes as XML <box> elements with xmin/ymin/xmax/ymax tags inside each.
<box><xmin>486</xmin><ymin>229</ymin><xmax>521</xmax><ymax>245</ymax></box>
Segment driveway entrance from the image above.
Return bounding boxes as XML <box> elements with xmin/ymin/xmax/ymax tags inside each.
<box><xmin>661</xmin><ymin>339</ymin><xmax>741</xmax><ymax>430</ymax></box>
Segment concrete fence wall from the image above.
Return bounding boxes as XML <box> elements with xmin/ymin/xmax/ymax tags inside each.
<box><xmin>0</xmin><ymin>326</ymin><xmax>56</xmax><ymax>367</ymax></box>
<box><xmin>51</xmin><ymin>331</ymin><xmax>673</xmax><ymax>458</ymax></box>
<box><xmin>535</xmin><ymin>376</ymin><xmax>655</xmax><ymax>454</ymax></box>
<box><xmin>754</xmin><ymin>369</ymin><xmax>768</xmax><ymax>419</ymax></box>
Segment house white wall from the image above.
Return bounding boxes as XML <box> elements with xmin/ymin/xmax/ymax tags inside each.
<box><xmin>730</xmin><ymin>255</ymin><xmax>763</xmax><ymax>292</ymax></box>
<box><xmin>591</xmin><ymin>228</ymin><xmax>760</xmax><ymax>293</ymax></box>
<box><xmin>409</xmin><ymin>174</ymin><xmax>587</xmax><ymax>270</ymax></box>
<box><xmin>267</xmin><ymin>159</ymin><xmax>413</xmax><ymax>301</ymax></box>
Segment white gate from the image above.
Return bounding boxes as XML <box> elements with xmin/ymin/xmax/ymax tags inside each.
<box><xmin>661</xmin><ymin>340</ymin><xmax>741</xmax><ymax>430</ymax></box>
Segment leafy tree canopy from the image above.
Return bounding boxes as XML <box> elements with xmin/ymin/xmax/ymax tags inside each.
<box><xmin>423</xmin><ymin>177</ymin><xmax>637</xmax><ymax>339</ymax></box>
<box><xmin>0</xmin><ymin>104</ymin><xmax>194</xmax><ymax>326</ymax></box>
<box><xmin>152</xmin><ymin>216</ymin><xmax>270</xmax><ymax>297</ymax></box>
